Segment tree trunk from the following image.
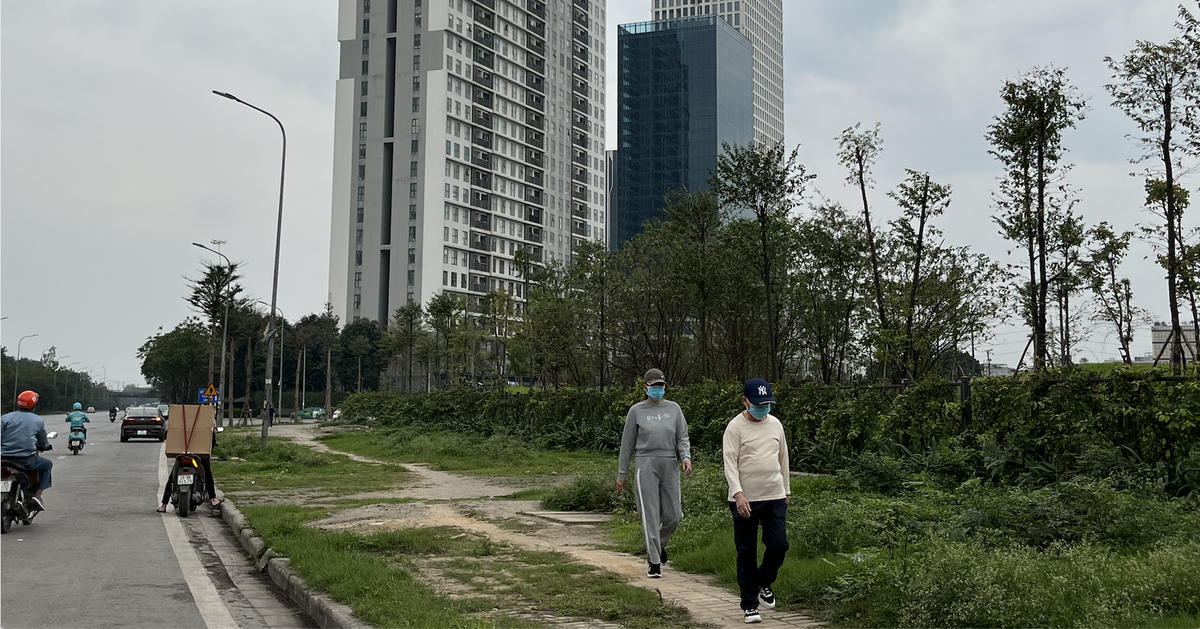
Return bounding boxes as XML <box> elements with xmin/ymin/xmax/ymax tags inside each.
<box><xmin>1035</xmin><ymin>127</ymin><xmax>1049</xmax><ymax>371</ymax></box>
<box><xmin>758</xmin><ymin>212</ymin><xmax>778</xmax><ymax>381</ymax></box>
<box><xmin>207</xmin><ymin>324</ymin><xmax>216</xmax><ymax>389</ymax></box>
<box><xmin>903</xmin><ymin>177</ymin><xmax>931</xmax><ymax>380</ymax></box>
<box><xmin>293</xmin><ymin>349</ymin><xmax>302</xmax><ymax>423</ymax></box>
<box><xmin>324</xmin><ymin>347</ymin><xmax>333</xmax><ymax>417</ymax></box>
<box><xmin>357</xmin><ymin>355</ymin><xmax>362</xmax><ymax>392</ymax></box>
<box><xmin>1162</xmin><ymin>87</ymin><xmax>1185</xmax><ymax>372</ymax></box>
<box><xmin>857</xmin><ymin>155</ymin><xmax>890</xmax><ymax>340</ymax></box>
<box><xmin>243</xmin><ymin>338</ymin><xmax>254</xmax><ymax>426</ymax></box>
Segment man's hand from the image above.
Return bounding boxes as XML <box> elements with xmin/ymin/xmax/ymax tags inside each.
<box><xmin>734</xmin><ymin>492</ymin><xmax>751</xmax><ymax>518</ymax></box>
<box><xmin>616</xmin><ymin>479</ymin><xmax>626</xmax><ymax>493</ymax></box>
<box><xmin>682</xmin><ymin>460</ymin><xmax>693</xmax><ymax>476</ymax></box>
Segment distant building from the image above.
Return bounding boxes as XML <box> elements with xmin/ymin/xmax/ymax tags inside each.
<box><xmin>651</xmin><ymin>0</ymin><xmax>783</xmax><ymax>146</ymax></box>
<box><xmin>982</xmin><ymin>363</ymin><xmax>1016</xmax><ymax>377</ymax></box>
<box><xmin>1151</xmin><ymin>323</ymin><xmax>1200</xmax><ymax>362</ymax></box>
<box><xmin>613</xmin><ymin>16</ymin><xmax>754</xmax><ymax>248</ymax></box>
<box><xmin>327</xmin><ymin>0</ymin><xmax>610</xmax><ymax>324</ymax></box>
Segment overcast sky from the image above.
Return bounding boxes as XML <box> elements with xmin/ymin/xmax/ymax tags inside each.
<box><xmin>0</xmin><ymin>1</ymin><xmax>1191</xmax><ymax>387</ymax></box>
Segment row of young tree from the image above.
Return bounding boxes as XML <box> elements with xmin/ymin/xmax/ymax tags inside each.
<box><xmin>144</xmin><ymin>6</ymin><xmax>1199</xmax><ymax>395</ymax></box>
<box><xmin>377</xmin><ymin>4</ymin><xmax>1200</xmax><ymax>388</ymax></box>
<box><xmin>0</xmin><ymin>346</ymin><xmax>113</xmax><ymax>413</ymax></box>
<box><xmin>138</xmin><ymin>259</ymin><xmax>388</xmax><ymax>416</ymax></box>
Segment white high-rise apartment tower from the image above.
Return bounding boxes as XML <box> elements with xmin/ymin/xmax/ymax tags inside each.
<box><xmin>329</xmin><ymin>0</ymin><xmax>609</xmax><ymax>325</ymax></box>
<box><xmin>651</xmin><ymin>0</ymin><xmax>783</xmax><ymax>145</ymax></box>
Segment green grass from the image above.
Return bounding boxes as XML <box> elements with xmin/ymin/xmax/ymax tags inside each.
<box><xmin>240</xmin><ymin>504</ymin><xmax>691</xmax><ymax>628</ymax></box>
<box><xmin>427</xmin><ymin>543</ymin><xmax>693</xmax><ymax>628</ymax></box>
<box><xmin>318</xmin><ymin>426</ymin><xmax>612</xmax><ymax>477</ymax></box>
<box><xmin>240</xmin><ymin>505</ymin><xmax>531</xmax><ymax>628</ymax></box>
<box><xmin>560</xmin><ymin>465</ymin><xmax>1200</xmax><ymax>627</ymax></box>
<box><xmin>211</xmin><ymin>434</ymin><xmax>412</xmax><ymax>497</ymax></box>
<box><xmin>1073</xmin><ymin>361</ymin><xmax>1175</xmax><ymax>374</ymax></box>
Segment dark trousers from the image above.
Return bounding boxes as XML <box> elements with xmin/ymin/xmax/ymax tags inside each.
<box><xmin>16</xmin><ymin>455</ymin><xmax>54</xmax><ymax>493</ymax></box>
<box><xmin>729</xmin><ymin>498</ymin><xmax>789</xmax><ymax>610</ymax></box>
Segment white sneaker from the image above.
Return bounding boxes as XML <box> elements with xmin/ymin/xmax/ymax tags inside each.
<box><xmin>758</xmin><ymin>586</ymin><xmax>776</xmax><ymax>609</ymax></box>
<box><xmin>743</xmin><ymin>608</ymin><xmax>762</xmax><ymax>623</ymax></box>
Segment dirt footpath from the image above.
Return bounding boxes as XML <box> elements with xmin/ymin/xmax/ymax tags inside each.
<box><xmin>275</xmin><ymin>424</ymin><xmax>824</xmax><ymax>629</ymax></box>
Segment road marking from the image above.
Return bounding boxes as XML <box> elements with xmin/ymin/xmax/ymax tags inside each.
<box><xmin>56</xmin><ymin>456</ymin><xmax>65</xmax><ymax>460</ymax></box>
<box><xmin>158</xmin><ymin>443</ymin><xmax>237</xmax><ymax>629</ymax></box>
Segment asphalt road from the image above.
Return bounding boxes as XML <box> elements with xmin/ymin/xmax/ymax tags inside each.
<box><xmin>2</xmin><ymin>412</ymin><xmax>225</xmax><ymax>628</ymax></box>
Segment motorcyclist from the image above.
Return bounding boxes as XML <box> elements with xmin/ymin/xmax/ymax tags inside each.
<box><xmin>110</xmin><ymin>406</ymin><xmax>119</xmax><ymax>421</ymax></box>
<box><xmin>158</xmin><ymin>427</ymin><xmax>222</xmax><ymax>512</ymax></box>
<box><xmin>66</xmin><ymin>402</ymin><xmax>90</xmax><ymax>439</ymax></box>
<box><xmin>1</xmin><ymin>390</ymin><xmax>54</xmax><ymax>511</ymax></box>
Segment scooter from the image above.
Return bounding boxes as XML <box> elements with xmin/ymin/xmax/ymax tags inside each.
<box><xmin>109</xmin><ymin>410</ymin><xmax>118</xmax><ymax>423</ymax></box>
<box><xmin>168</xmin><ymin>453</ymin><xmax>210</xmax><ymax>518</ymax></box>
<box><xmin>1</xmin><ymin>432</ymin><xmax>57</xmax><ymax>534</ymax></box>
<box><xmin>68</xmin><ymin>426</ymin><xmax>86</xmax><ymax>455</ymax></box>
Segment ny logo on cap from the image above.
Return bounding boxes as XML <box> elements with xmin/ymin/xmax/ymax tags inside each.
<box><xmin>758</xmin><ymin>386</ymin><xmax>767</xmax><ymax>396</ymax></box>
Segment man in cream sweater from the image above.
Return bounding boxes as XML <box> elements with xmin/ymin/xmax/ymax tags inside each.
<box><xmin>722</xmin><ymin>378</ymin><xmax>790</xmax><ymax>624</ymax></box>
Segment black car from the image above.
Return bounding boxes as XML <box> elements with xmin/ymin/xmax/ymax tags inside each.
<box><xmin>121</xmin><ymin>407</ymin><xmax>167</xmax><ymax>442</ymax></box>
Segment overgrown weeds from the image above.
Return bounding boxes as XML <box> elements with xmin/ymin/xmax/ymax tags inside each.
<box><xmin>318</xmin><ymin>426</ymin><xmax>610</xmax><ymax>477</ymax></box>
<box><xmin>241</xmin><ymin>505</ymin><xmax>692</xmax><ymax>628</ymax></box>
<box><xmin>210</xmin><ymin>434</ymin><xmax>411</xmax><ymax>497</ymax></box>
<box><xmin>571</xmin><ymin>463</ymin><xmax>1200</xmax><ymax>627</ymax></box>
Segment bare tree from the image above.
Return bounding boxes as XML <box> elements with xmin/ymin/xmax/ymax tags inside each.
<box><xmin>1106</xmin><ymin>34</ymin><xmax>1199</xmax><ymax>371</ymax></box>
<box><xmin>709</xmin><ymin>142</ymin><xmax>814</xmax><ymax>381</ymax></box>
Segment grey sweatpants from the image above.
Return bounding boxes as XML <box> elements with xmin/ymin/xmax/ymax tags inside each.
<box><xmin>633</xmin><ymin>456</ymin><xmax>683</xmax><ymax>565</ymax></box>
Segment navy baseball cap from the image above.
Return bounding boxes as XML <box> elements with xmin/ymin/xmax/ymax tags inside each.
<box><xmin>743</xmin><ymin>378</ymin><xmax>775</xmax><ymax>404</ymax></box>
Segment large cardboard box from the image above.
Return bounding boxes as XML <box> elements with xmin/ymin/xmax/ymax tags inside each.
<box><xmin>165</xmin><ymin>404</ymin><xmax>215</xmax><ymax>456</ymax></box>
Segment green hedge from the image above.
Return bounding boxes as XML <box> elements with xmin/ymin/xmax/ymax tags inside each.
<box><xmin>338</xmin><ymin>370</ymin><xmax>1200</xmax><ymax>493</ymax></box>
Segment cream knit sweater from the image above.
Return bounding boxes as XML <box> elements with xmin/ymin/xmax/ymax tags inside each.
<box><xmin>722</xmin><ymin>412</ymin><xmax>790</xmax><ymax>502</ymax></box>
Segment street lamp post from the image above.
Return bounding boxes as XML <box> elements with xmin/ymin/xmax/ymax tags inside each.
<box><xmin>194</xmin><ymin>242</ymin><xmax>233</xmax><ymax>426</ymax></box>
<box><xmin>12</xmin><ymin>334</ymin><xmax>38</xmax><ymax>411</ymax></box>
<box><xmin>213</xmin><ymin>90</ymin><xmax>286</xmax><ymax>449</ymax></box>
<box><xmin>257</xmin><ymin>301</ymin><xmax>285</xmax><ymax>416</ymax></box>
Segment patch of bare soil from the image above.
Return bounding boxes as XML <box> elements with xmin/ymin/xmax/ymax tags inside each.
<box><xmin>269</xmin><ymin>424</ymin><xmax>528</xmax><ymax>500</ymax></box>
<box><xmin>272</xmin><ymin>423</ymin><xmax>824</xmax><ymax>629</ymax></box>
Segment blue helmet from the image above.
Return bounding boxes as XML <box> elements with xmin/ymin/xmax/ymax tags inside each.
<box><xmin>73</xmin><ymin>402</ymin><xmax>82</xmax><ymax>411</ymax></box>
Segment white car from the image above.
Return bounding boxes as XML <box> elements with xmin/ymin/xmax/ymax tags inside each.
<box><xmin>86</xmin><ymin>406</ymin><xmax>96</xmax><ymax>413</ymax></box>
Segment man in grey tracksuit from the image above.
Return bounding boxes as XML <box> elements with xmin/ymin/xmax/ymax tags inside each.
<box><xmin>617</xmin><ymin>368</ymin><xmax>692</xmax><ymax>578</ymax></box>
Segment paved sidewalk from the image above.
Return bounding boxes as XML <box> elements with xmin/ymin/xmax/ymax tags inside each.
<box><xmin>192</xmin><ymin>512</ymin><xmax>316</xmax><ymax>628</ymax></box>
<box><xmin>278</xmin><ymin>424</ymin><xmax>825</xmax><ymax>629</ymax></box>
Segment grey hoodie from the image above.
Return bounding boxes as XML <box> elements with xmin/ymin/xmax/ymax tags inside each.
<box><xmin>617</xmin><ymin>399</ymin><xmax>691</xmax><ymax>480</ymax></box>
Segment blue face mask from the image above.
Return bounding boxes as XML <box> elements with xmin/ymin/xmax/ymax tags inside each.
<box><xmin>647</xmin><ymin>386</ymin><xmax>666</xmax><ymax>400</ymax></box>
<box><xmin>748</xmin><ymin>403</ymin><xmax>771</xmax><ymax>420</ymax></box>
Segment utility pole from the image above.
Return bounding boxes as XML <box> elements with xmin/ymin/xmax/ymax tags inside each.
<box><xmin>985</xmin><ymin>349</ymin><xmax>993</xmax><ymax>376</ymax></box>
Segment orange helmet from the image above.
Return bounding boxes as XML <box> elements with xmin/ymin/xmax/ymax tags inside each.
<box><xmin>16</xmin><ymin>390</ymin><xmax>39</xmax><ymax>410</ymax></box>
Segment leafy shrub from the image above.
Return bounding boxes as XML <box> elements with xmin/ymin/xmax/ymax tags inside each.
<box><xmin>339</xmin><ymin>369</ymin><xmax>1200</xmax><ymax>494</ymax></box>
<box><xmin>540</xmin><ymin>471</ymin><xmax>635</xmax><ymax>513</ymax></box>
<box><xmin>836</xmin><ymin>452</ymin><xmax>912</xmax><ymax>495</ymax></box>
<box><xmin>216</xmin><ymin>434</ymin><xmax>332</xmax><ymax>468</ymax></box>
<box><xmin>843</xmin><ymin>539</ymin><xmax>1200</xmax><ymax>628</ymax></box>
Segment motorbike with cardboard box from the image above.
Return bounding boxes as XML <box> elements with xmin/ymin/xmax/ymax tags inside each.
<box><xmin>165</xmin><ymin>405</ymin><xmax>222</xmax><ymax>518</ymax></box>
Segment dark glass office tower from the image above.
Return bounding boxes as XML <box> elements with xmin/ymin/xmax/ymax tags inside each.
<box><xmin>613</xmin><ymin>16</ymin><xmax>753</xmax><ymax>248</ymax></box>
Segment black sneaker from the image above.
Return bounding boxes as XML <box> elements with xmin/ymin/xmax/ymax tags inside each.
<box><xmin>758</xmin><ymin>586</ymin><xmax>776</xmax><ymax>609</ymax></box>
<box><xmin>660</xmin><ymin>548</ymin><xmax>668</xmax><ymax>564</ymax></box>
<box><xmin>27</xmin><ymin>496</ymin><xmax>45</xmax><ymax>512</ymax></box>
<box><xmin>743</xmin><ymin>607</ymin><xmax>762</xmax><ymax>623</ymax></box>
<box><xmin>647</xmin><ymin>563</ymin><xmax>662</xmax><ymax>578</ymax></box>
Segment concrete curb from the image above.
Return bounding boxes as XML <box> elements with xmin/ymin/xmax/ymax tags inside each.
<box><xmin>218</xmin><ymin>498</ymin><xmax>370</xmax><ymax>629</ymax></box>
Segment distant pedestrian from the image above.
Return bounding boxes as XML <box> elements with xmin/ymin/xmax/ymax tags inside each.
<box><xmin>723</xmin><ymin>378</ymin><xmax>790</xmax><ymax>624</ymax></box>
<box><xmin>268</xmin><ymin>406</ymin><xmax>276</xmax><ymax>427</ymax></box>
<box><xmin>617</xmin><ymin>368</ymin><xmax>692</xmax><ymax>579</ymax></box>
